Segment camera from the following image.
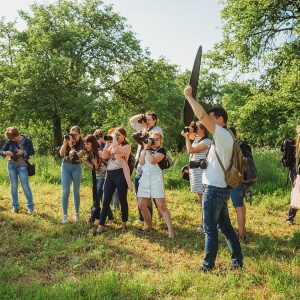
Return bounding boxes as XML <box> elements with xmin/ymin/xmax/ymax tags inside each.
<box><xmin>139</xmin><ymin>134</ymin><xmax>154</xmax><ymax>145</ymax></box>
<box><xmin>64</xmin><ymin>133</ymin><xmax>75</xmax><ymax>140</ymax></box>
<box><xmin>12</xmin><ymin>154</ymin><xmax>19</xmax><ymax>161</ymax></box>
<box><xmin>72</xmin><ymin>153</ymin><xmax>79</xmax><ymax>162</ymax></box>
<box><xmin>95</xmin><ymin>133</ymin><xmax>103</xmax><ymax>139</ymax></box>
<box><xmin>71</xmin><ymin>150</ymin><xmax>85</xmax><ymax>162</ymax></box>
<box><xmin>189</xmin><ymin>159</ymin><xmax>208</xmax><ymax>169</ymax></box>
<box><xmin>138</xmin><ymin>115</ymin><xmax>147</xmax><ymax>123</ymax></box>
<box><xmin>184</xmin><ymin>124</ymin><xmax>197</xmax><ymax>133</ymax></box>
<box><xmin>104</xmin><ymin>135</ymin><xmax>113</xmax><ymax>141</ymax></box>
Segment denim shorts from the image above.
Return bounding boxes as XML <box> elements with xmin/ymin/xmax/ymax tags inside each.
<box><xmin>230</xmin><ymin>183</ymin><xmax>244</xmax><ymax>208</ymax></box>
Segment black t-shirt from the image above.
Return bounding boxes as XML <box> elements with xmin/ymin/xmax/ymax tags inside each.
<box><xmin>152</xmin><ymin>147</ymin><xmax>166</xmax><ymax>169</ymax></box>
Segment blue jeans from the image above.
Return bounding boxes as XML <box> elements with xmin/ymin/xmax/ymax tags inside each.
<box><xmin>202</xmin><ymin>185</ymin><xmax>243</xmax><ymax>269</ymax></box>
<box><xmin>7</xmin><ymin>163</ymin><xmax>34</xmax><ymax>210</ymax></box>
<box><xmin>61</xmin><ymin>163</ymin><xmax>82</xmax><ymax>215</ymax></box>
<box><xmin>99</xmin><ymin>169</ymin><xmax>128</xmax><ymax>226</ymax></box>
<box><xmin>96</xmin><ymin>178</ymin><xmax>114</xmax><ymax>220</ymax></box>
<box><xmin>134</xmin><ymin>173</ymin><xmax>153</xmax><ymax>221</ymax></box>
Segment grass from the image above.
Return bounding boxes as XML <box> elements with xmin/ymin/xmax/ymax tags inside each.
<box><xmin>0</xmin><ymin>149</ymin><xmax>300</xmax><ymax>299</ymax></box>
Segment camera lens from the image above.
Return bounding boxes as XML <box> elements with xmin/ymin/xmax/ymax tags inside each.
<box><xmin>184</xmin><ymin>127</ymin><xmax>189</xmax><ymax>133</ymax></box>
<box><xmin>104</xmin><ymin>135</ymin><xmax>113</xmax><ymax>141</ymax></box>
<box><xmin>138</xmin><ymin>116</ymin><xmax>147</xmax><ymax>123</ymax></box>
<box><xmin>96</xmin><ymin>133</ymin><xmax>103</xmax><ymax>139</ymax></box>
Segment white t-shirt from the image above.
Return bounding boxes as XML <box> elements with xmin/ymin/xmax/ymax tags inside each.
<box><xmin>202</xmin><ymin>125</ymin><xmax>233</xmax><ymax>188</ymax></box>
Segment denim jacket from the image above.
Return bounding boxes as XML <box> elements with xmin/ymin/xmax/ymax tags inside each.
<box><xmin>0</xmin><ymin>135</ymin><xmax>35</xmax><ymax>159</ymax></box>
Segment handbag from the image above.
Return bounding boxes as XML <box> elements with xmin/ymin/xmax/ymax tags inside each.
<box><xmin>26</xmin><ymin>160</ymin><xmax>36</xmax><ymax>176</ymax></box>
<box><xmin>181</xmin><ymin>164</ymin><xmax>190</xmax><ymax>181</ymax></box>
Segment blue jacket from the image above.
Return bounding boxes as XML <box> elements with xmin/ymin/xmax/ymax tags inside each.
<box><xmin>0</xmin><ymin>135</ymin><xmax>35</xmax><ymax>159</ymax></box>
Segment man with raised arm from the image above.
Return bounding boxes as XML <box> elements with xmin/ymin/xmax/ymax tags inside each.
<box><xmin>184</xmin><ymin>84</ymin><xmax>243</xmax><ymax>271</ymax></box>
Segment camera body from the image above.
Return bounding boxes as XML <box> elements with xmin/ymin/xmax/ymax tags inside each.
<box><xmin>184</xmin><ymin>124</ymin><xmax>197</xmax><ymax>133</ymax></box>
<box><xmin>138</xmin><ymin>115</ymin><xmax>147</xmax><ymax>123</ymax></box>
<box><xmin>189</xmin><ymin>159</ymin><xmax>208</xmax><ymax>169</ymax></box>
<box><xmin>64</xmin><ymin>133</ymin><xmax>75</xmax><ymax>140</ymax></box>
<box><xmin>95</xmin><ymin>133</ymin><xmax>103</xmax><ymax>139</ymax></box>
<box><xmin>104</xmin><ymin>135</ymin><xmax>113</xmax><ymax>141</ymax></box>
<box><xmin>139</xmin><ymin>134</ymin><xmax>154</xmax><ymax>145</ymax></box>
<box><xmin>71</xmin><ymin>150</ymin><xmax>85</xmax><ymax>162</ymax></box>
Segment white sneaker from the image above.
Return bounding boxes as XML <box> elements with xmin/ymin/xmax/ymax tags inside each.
<box><xmin>61</xmin><ymin>215</ymin><xmax>69</xmax><ymax>224</ymax></box>
<box><xmin>74</xmin><ymin>213</ymin><xmax>80</xmax><ymax>222</ymax></box>
<box><xmin>12</xmin><ymin>207</ymin><xmax>19</xmax><ymax>213</ymax></box>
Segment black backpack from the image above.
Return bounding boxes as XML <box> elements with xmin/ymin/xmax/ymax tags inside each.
<box><xmin>240</xmin><ymin>142</ymin><xmax>258</xmax><ymax>186</ymax></box>
<box><xmin>127</xmin><ymin>153</ymin><xmax>135</xmax><ymax>175</ymax></box>
<box><xmin>280</xmin><ymin>139</ymin><xmax>296</xmax><ymax>168</ymax></box>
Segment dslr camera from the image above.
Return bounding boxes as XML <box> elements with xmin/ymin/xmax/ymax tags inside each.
<box><xmin>104</xmin><ymin>135</ymin><xmax>113</xmax><ymax>141</ymax></box>
<box><xmin>71</xmin><ymin>150</ymin><xmax>85</xmax><ymax>162</ymax></box>
<box><xmin>138</xmin><ymin>115</ymin><xmax>147</xmax><ymax>123</ymax></box>
<box><xmin>95</xmin><ymin>133</ymin><xmax>103</xmax><ymax>139</ymax></box>
<box><xmin>139</xmin><ymin>134</ymin><xmax>154</xmax><ymax>145</ymax></box>
<box><xmin>64</xmin><ymin>133</ymin><xmax>75</xmax><ymax>140</ymax></box>
<box><xmin>189</xmin><ymin>159</ymin><xmax>208</xmax><ymax>169</ymax></box>
<box><xmin>183</xmin><ymin>124</ymin><xmax>197</xmax><ymax>133</ymax></box>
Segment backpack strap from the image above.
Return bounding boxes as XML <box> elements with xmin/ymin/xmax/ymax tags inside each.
<box><xmin>213</xmin><ymin>139</ymin><xmax>226</xmax><ymax>175</ymax></box>
<box><xmin>213</xmin><ymin>129</ymin><xmax>239</xmax><ymax>174</ymax></box>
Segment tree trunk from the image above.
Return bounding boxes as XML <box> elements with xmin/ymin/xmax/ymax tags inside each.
<box><xmin>52</xmin><ymin>115</ymin><xmax>62</xmax><ymax>157</ymax></box>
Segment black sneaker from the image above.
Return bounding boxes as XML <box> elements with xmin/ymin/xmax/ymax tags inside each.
<box><xmin>88</xmin><ymin>215</ymin><xmax>95</xmax><ymax>223</ymax></box>
<box><xmin>195</xmin><ymin>265</ymin><xmax>214</xmax><ymax>272</ymax></box>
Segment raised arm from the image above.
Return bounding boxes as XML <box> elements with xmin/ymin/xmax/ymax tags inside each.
<box><xmin>184</xmin><ymin>84</ymin><xmax>216</xmax><ymax>135</ymax></box>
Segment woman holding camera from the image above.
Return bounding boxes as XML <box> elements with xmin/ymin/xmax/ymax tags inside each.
<box><xmin>130</xmin><ymin>111</ymin><xmax>163</xmax><ymax>223</ymax></box>
<box><xmin>60</xmin><ymin>126</ymin><xmax>85</xmax><ymax>224</ymax></box>
<box><xmin>94</xmin><ymin>127</ymin><xmax>133</xmax><ymax>235</ymax></box>
<box><xmin>182</xmin><ymin>121</ymin><xmax>211</xmax><ymax>233</ymax></box>
<box><xmin>137</xmin><ymin>131</ymin><xmax>175</xmax><ymax>238</ymax></box>
<box><xmin>84</xmin><ymin>130</ymin><xmax>114</xmax><ymax>225</ymax></box>
<box><xmin>0</xmin><ymin>126</ymin><xmax>35</xmax><ymax>214</ymax></box>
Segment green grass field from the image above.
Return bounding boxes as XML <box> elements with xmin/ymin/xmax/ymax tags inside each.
<box><xmin>0</xmin><ymin>149</ymin><xmax>299</xmax><ymax>300</ymax></box>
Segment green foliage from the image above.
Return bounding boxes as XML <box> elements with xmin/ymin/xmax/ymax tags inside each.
<box><xmin>0</xmin><ymin>0</ymin><xmax>144</xmax><ymax>151</ymax></box>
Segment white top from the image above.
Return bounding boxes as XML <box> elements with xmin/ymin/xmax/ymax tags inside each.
<box><xmin>202</xmin><ymin>125</ymin><xmax>233</xmax><ymax>188</ymax></box>
<box><xmin>130</xmin><ymin>121</ymin><xmax>163</xmax><ymax>175</ymax></box>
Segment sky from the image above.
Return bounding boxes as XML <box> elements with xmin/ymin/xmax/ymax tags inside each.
<box><xmin>1</xmin><ymin>0</ymin><xmax>224</xmax><ymax>72</ymax></box>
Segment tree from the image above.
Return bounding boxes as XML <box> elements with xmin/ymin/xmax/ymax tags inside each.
<box><xmin>206</xmin><ymin>0</ymin><xmax>300</xmax><ymax>146</ymax></box>
<box><xmin>0</xmin><ymin>0</ymin><xmax>144</xmax><ymax>153</ymax></box>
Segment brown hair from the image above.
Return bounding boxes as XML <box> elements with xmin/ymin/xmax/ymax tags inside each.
<box><xmin>197</xmin><ymin>121</ymin><xmax>210</xmax><ymax>137</ymax></box>
<box><xmin>84</xmin><ymin>134</ymin><xmax>101</xmax><ymax>165</ymax></box>
<box><xmin>115</xmin><ymin>127</ymin><xmax>129</xmax><ymax>146</ymax></box>
<box><xmin>145</xmin><ymin>110</ymin><xmax>157</xmax><ymax>123</ymax></box>
<box><xmin>5</xmin><ymin>126</ymin><xmax>19</xmax><ymax>140</ymax></box>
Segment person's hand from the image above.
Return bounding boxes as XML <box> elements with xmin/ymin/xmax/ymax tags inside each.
<box><xmin>181</xmin><ymin>130</ymin><xmax>188</xmax><ymax>137</ymax></box>
<box><xmin>77</xmin><ymin>150</ymin><xmax>85</xmax><ymax>158</ymax></box>
<box><xmin>5</xmin><ymin>151</ymin><xmax>15</xmax><ymax>157</ymax></box>
<box><xmin>184</xmin><ymin>84</ymin><xmax>193</xmax><ymax>97</ymax></box>
<box><xmin>15</xmin><ymin>149</ymin><xmax>23</xmax><ymax>156</ymax></box>
<box><xmin>69</xmin><ymin>149</ymin><xmax>76</xmax><ymax>158</ymax></box>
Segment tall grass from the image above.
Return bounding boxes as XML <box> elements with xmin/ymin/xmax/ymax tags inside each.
<box><xmin>0</xmin><ymin>148</ymin><xmax>299</xmax><ymax>300</ymax></box>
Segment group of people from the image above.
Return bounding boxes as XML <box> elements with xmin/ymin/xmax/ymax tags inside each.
<box><xmin>59</xmin><ymin>112</ymin><xmax>174</xmax><ymax>238</ymax></box>
<box><xmin>3</xmin><ymin>84</ymin><xmax>299</xmax><ymax>271</ymax></box>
